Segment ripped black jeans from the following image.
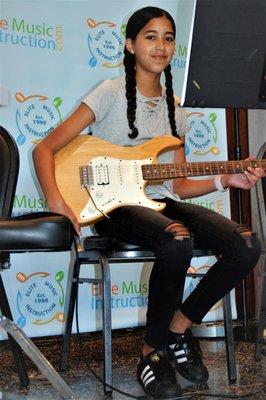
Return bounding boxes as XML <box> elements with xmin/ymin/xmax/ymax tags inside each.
<box><xmin>95</xmin><ymin>198</ymin><xmax>261</xmax><ymax>349</ymax></box>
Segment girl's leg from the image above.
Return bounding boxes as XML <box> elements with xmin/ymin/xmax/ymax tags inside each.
<box><xmin>95</xmin><ymin>204</ymin><xmax>194</xmax><ymax>349</ymax></box>
<box><xmin>162</xmin><ymin>199</ymin><xmax>261</xmax><ymax>324</ymax></box>
<box><xmin>162</xmin><ymin>199</ymin><xmax>261</xmax><ymax>383</ymax></box>
<box><xmin>95</xmin><ymin>205</ymin><xmax>194</xmax><ymax>398</ymax></box>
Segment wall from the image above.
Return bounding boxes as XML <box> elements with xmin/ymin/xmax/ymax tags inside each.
<box><xmin>0</xmin><ymin>0</ymin><xmax>235</xmax><ymax>339</ymax></box>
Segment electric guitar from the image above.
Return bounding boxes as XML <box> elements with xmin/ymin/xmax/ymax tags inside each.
<box><xmin>54</xmin><ymin>135</ymin><xmax>265</xmax><ymax>225</ymax></box>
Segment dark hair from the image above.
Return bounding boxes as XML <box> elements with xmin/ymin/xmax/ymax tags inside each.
<box><xmin>123</xmin><ymin>6</ymin><xmax>179</xmax><ymax>139</ymax></box>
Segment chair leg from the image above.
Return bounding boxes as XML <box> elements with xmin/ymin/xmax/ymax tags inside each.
<box><xmin>99</xmin><ymin>252</ymin><xmax>113</xmax><ymax>395</ymax></box>
<box><xmin>255</xmin><ymin>252</ymin><xmax>266</xmax><ymax>361</ymax></box>
<box><xmin>222</xmin><ymin>292</ymin><xmax>237</xmax><ymax>383</ymax></box>
<box><xmin>0</xmin><ymin>275</ymin><xmax>30</xmax><ymax>388</ymax></box>
<box><xmin>60</xmin><ymin>258</ymin><xmax>80</xmax><ymax>371</ymax></box>
<box><xmin>1</xmin><ymin>316</ymin><xmax>76</xmax><ymax>400</ymax></box>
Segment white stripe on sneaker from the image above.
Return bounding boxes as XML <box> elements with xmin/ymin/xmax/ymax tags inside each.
<box><xmin>174</xmin><ymin>349</ymin><xmax>186</xmax><ymax>357</ymax></box>
<box><xmin>140</xmin><ymin>365</ymin><xmax>151</xmax><ymax>381</ymax></box>
<box><xmin>177</xmin><ymin>356</ymin><xmax>187</xmax><ymax>363</ymax></box>
<box><xmin>144</xmin><ymin>376</ymin><xmax>156</xmax><ymax>387</ymax></box>
<box><xmin>140</xmin><ymin>365</ymin><xmax>156</xmax><ymax>388</ymax></box>
<box><xmin>143</xmin><ymin>370</ymin><xmax>153</xmax><ymax>383</ymax></box>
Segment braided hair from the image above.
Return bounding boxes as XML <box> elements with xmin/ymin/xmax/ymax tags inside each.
<box><xmin>124</xmin><ymin>6</ymin><xmax>179</xmax><ymax>140</ymax></box>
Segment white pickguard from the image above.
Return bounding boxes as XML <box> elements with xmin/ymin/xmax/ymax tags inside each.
<box><xmin>80</xmin><ymin>156</ymin><xmax>164</xmax><ymax>222</ymax></box>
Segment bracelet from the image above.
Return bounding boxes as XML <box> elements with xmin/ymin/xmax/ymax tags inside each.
<box><xmin>214</xmin><ymin>175</ymin><xmax>229</xmax><ymax>192</ymax></box>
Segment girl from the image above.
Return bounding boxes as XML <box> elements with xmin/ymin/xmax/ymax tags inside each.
<box><xmin>33</xmin><ymin>6</ymin><xmax>264</xmax><ymax>400</ymax></box>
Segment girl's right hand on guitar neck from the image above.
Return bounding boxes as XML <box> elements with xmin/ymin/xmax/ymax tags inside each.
<box><xmin>49</xmin><ymin>199</ymin><xmax>81</xmax><ymax>236</ymax></box>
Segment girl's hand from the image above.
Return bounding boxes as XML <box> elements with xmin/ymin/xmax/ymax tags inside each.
<box><xmin>49</xmin><ymin>200</ymin><xmax>81</xmax><ymax>235</ymax></box>
<box><xmin>221</xmin><ymin>157</ymin><xmax>265</xmax><ymax>190</ymax></box>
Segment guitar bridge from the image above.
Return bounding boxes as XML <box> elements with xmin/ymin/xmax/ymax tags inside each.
<box><xmin>79</xmin><ymin>165</ymin><xmax>94</xmax><ymax>188</ymax></box>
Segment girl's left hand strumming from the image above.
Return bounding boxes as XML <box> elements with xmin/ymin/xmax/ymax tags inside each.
<box><xmin>221</xmin><ymin>157</ymin><xmax>265</xmax><ymax>190</ymax></box>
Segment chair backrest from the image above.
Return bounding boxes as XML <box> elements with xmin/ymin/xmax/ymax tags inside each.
<box><xmin>0</xmin><ymin>126</ymin><xmax>19</xmax><ymax>217</ymax></box>
<box><xmin>256</xmin><ymin>142</ymin><xmax>266</xmax><ymax>245</ymax></box>
<box><xmin>0</xmin><ymin>126</ymin><xmax>19</xmax><ymax>266</ymax></box>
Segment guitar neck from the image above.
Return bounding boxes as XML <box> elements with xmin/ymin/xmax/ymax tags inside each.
<box><xmin>142</xmin><ymin>159</ymin><xmax>266</xmax><ymax>180</ymax></box>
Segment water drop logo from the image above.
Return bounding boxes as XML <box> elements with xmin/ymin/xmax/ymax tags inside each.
<box><xmin>186</xmin><ymin>112</ymin><xmax>220</xmax><ymax>156</ymax></box>
<box><xmin>16</xmin><ymin>270</ymin><xmax>66</xmax><ymax>327</ymax></box>
<box><xmin>87</xmin><ymin>18</ymin><xmax>124</xmax><ymax>68</ymax></box>
<box><xmin>15</xmin><ymin>92</ymin><xmax>63</xmax><ymax>145</ymax></box>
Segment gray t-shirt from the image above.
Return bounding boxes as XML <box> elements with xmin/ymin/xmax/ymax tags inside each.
<box><xmin>82</xmin><ymin>75</ymin><xmax>189</xmax><ymax>200</ymax></box>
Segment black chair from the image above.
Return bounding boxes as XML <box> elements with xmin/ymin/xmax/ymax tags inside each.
<box><xmin>0</xmin><ymin>125</ymin><xmax>29</xmax><ymax>388</ymax></box>
<box><xmin>0</xmin><ymin>126</ymin><xmax>76</xmax><ymax>399</ymax></box>
<box><xmin>255</xmin><ymin>142</ymin><xmax>266</xmax><ymax>360</ymax></box>
<box><xmin>60</xmin><ymin>234</ymin><xmax>237</xmax><ymax>394</ymax></box>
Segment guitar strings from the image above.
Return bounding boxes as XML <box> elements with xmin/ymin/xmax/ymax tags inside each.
<box><xmin>81</xmin><ymin>160</ymin><xmax>266</xmax><ymax>173</ymax></box>
<box><xmin>80</xmin><ymin>159</ymin><xmax>266</xmax><ymax>181</ymax></box>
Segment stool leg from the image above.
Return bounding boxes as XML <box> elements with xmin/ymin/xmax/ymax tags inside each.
<box><xmin>99</xmin><ymin>253</ymin><xmax>112</xmax><ymax>394</ymax></box>
<box><xmin>222</xmin><ymin>293</ymin><xmax>237</xmax><ymax>383</ymax></box>
<box><xmin>60</xmin><ymin>258</ymin><xmax>80</xmax><ymax>371</ymax></box>
<box><xmin>0</xmin><ymin>275</ymin><xmax>29</xmax><ymax>388</ymax></box>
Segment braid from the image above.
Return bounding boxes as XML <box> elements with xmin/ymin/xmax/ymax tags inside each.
<box><xmin>123</xmin><ymin>49</ymin><xmax>139</xmax><ymax>139</ymax></box>
<box><xmin>124</xmin><ymin>7</ymin><xmax>177</xmax><ymax>140</ymax></box>
<box><xmin>164</xmin><ymin>65</ymin><xmax>180</xmax><ymax>140</ymax></box>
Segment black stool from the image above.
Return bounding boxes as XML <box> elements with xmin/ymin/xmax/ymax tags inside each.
<box><xmin>60</xmin><ymin>236</ymin><xmax>237</xmax><ymax>394</ymax></box>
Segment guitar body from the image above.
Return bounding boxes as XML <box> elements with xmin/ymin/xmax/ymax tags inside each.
<box><xmin>55</xmin><ymin>135</ymin><xmax>182</xmax><ymax>225</ymax></box>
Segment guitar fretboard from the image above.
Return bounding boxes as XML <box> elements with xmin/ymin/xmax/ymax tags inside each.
<box><xmin>142</xmin><ymin>160</ymin><xmax>266</xmax><ymax>180</ymax></box>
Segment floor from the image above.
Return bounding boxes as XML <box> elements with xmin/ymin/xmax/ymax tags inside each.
<box><xmin>0</xmin><ymin>326</ymin><xmax>265</xmax><ymax>400</ymax></box>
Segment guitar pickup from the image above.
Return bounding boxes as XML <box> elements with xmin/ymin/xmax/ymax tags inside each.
<box><xmin>95</xmin><ymin>163</ymin><xmax>110</xmax><ymax>185</ymax></box>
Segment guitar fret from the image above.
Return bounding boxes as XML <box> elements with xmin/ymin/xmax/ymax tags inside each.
<box><xmin>195</xmin><ymin>162</ymin><xmax>199</xmax><ymax>176</ymax></box>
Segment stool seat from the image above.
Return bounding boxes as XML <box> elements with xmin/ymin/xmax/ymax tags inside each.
<box><xmin>0</xmin><ymin>212</ymin><xmax>74</xmax><ymax>252</ymax></box>
<box><xmin>83</xmin><ymin>236</ymin><xmax>149</xmax><ymax>252</ymax></box>
<box><xmin>83</xmin><ymin>235</ymin><xmax>215</xmax><ymax>257</ymax></box>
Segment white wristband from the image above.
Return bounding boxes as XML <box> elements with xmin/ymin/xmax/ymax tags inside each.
<box><xmin>214</xmin><ymin>175</ymin><xmax>229</xmax><ymax>192</ymax></box>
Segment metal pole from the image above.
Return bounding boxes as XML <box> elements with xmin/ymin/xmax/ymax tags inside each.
<box><xmin>233</xmin><ymin>108</ymin><xmax>249</xmax><ymax>341</ymax></box>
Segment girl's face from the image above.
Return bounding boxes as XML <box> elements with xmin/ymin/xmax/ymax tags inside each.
<box><xmin>126</xmin><ymin>16</ymin><xmax>176</xmax><ymax>75</ymax></box>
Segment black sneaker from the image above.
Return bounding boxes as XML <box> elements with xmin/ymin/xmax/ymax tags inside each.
<box><xmin>167</xmin><ymin>329</ymin><xmax>209</xmax><ymax>383</ymax></box>
<box><xmin>137</xmin><ymin>350</ymin><xmax>182</xmax><ymax>399</ymax></box>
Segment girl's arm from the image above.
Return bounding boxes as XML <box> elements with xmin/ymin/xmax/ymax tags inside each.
<box><xmin>173</xmin><ymin>146</ymin><xmax>265</xmax><ymax>200</ymax></box>
<box><xmin>33</xmin><ymin>103</ymin><xmax>95</xmax><ymax>234</ymax></box>
<box><xmin>173</xmin><ymin>145</ymin><xmax>218</xmax><ymax>199</ymax></box>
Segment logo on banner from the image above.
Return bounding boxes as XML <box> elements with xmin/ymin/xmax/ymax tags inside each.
<box><xmin>15</xmin><ymin>92</ymin><xmax>63</xmax><ymax>145</ymax></box>
<box><xmin>185</xmin><ymin>112</ymin><xmax>220</xmax><ymax>156</ymax></box>
<box><xmin>87</xmin><ymin>18</ymin><xmax>124</xmax><ymax>68</ymax></box>
<box><xmin>0</xmin><ymin>17</ymin><xmax>63</xmax><ymax>51</ymax></box>
<box><xmin>91</xmin><ymin>279</ymin><xmax>149</xmax><ymax>311</ymax></box>
<box><xmin>171</xmin><ymin>43</ymin><xmax>187</xmax><ymax>70</ymax></box>
<box><xmin>15</xmin><ymin>270</ymin><xmax>66</xmax><ymax>328</ymax></box>
<box><xmin>13</xmin><ymin>193</ymin><xmax>47</xmax><ymax>215</ymax></box>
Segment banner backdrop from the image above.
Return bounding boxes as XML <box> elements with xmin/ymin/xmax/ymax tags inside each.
<box><xmin>0</xmin><ymin>0</ymin><xmax>236</xmax><ymax>339</ymax></box>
